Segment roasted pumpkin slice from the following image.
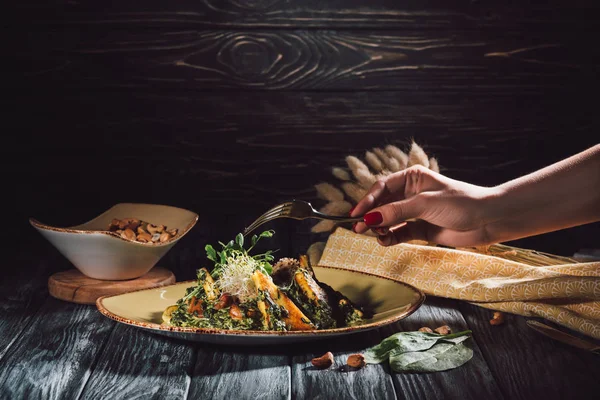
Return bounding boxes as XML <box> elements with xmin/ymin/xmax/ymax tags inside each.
<box><xmin>291</xmin><ymin>269</ymin><xmax>336</xmax><ymax>329</ymax></box>
<box><xmin>294</xmin><ymin>269</ymin><xmax>327</xmax><ymax>303</ymax></box>
<box><xmin>252</xmin><ymin>270</ymin><xmax>315</xmax><ymax>331</ymax></box>
<box><xmin>197</xmin><ymin>267</ymin><xmax>218</xmax><ymax>301</ymax></box>
<box><xmin>162</xmin><ymin>305</ymin><xmax>178</xmax><ymax>325</ymax></box>
<box><xmin>255</xmin><ymin>296</ymin><xmax>271</xmax><ymax>330</ymax></box>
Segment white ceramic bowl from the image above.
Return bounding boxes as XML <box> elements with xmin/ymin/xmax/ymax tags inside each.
<box><xmin>30</xmin><ymin>203</ymin><xmax>198</xmax><ymax>281</ymax></box>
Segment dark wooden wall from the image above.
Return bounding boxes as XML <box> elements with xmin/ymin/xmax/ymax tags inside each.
<box><xmin>8</xmin><ymin>1</ymin><xmax>600</xmax><ymax>278</ymax></box>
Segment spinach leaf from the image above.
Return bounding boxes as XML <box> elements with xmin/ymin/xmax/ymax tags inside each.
<box><xmin>389</xmin><ymin>341</ymin><xmax>473</xmax><ymax>373</ymax></box>
<box><xmin>364</xmin><ymin>330</ymin><xmax>472</xmax><ymax>364</ymax></box>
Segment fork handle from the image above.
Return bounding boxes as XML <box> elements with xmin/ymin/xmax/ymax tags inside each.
<box><xmin>311</xmin><ymin>211</ymin><xmax>363</xmax><ymax>223</ymax></box>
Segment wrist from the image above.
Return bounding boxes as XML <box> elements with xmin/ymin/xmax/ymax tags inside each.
<box><xmin>477</xmin><ymin>185</ymin><xmax>512</xmax><ymax>244</ymax></box>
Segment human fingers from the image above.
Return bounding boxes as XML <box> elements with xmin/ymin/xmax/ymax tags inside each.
<box><xmin>377</xmin><ymin>221</ymin><xmax>489</xmax><ymax>248</ymax></box>
<box><xmin>360</xmin><ymin>195</ymin><xmax>428</xmax><ymax>231</ymax></box>
<box><xmin>353</xmin><ymin>197</ymin><xmax>421</xmax><ymax>234</ymax></box>
<box><xmin>349</xmin><ymin>171</ymin><xmax>411</xmax><ymax>218</ymax></box>
<box><xmin>376</xmin><ymin>221</ymin><xmax>427</xmax><ymax>245</ymax></box>
<box><xmin>371</xmin><ymin>226</ymin><xmax>389</xmax><ymax>236</ymax></box>
<box><xmin>351</xmin><ymin>166</ymin><xmax>448</xmax><ymax>231</ymax></box>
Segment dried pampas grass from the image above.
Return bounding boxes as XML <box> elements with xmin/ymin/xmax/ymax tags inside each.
<box><xmin>309</xmin><ymin>142</ymin><xmax>575</xmax><ymax>268</ymax></box>
<box><xmin>311</xmin><ymin>141</ymin><xmax>440</xmax><ymax>234</ymax></box>
<box><xmin>385</xmin><ymin>145</ymin><xmax>408</xmax><ymax>170</ymax></box>
<box><xmin>315</xmin><ymin>183</ymin><xmax>344</xmax><ymax>202</ymax></box>
<box><xmin>340</xmin><ymin>182</ymin><xmax>367</xmax><ymax>203</ymax></box>
<box><xmin>373</xmin><ymin>147</ymin><xmax>401</xmax><ymax>172</ymax></box>
<box><xmin>407</xmin><ymin>142</ymin><xmax>430</xmax><ymax>169</ymax></box>
<box><xmin>365</xmin><ymin>150</ymin><xmax>384</xmax><ymax>172</ymax></box>
<box><xmin>331</xmin><ymin>167</ymin><xmax>350</xmax><ymax>181</ymax></box>
<box><xmin>429</xmin><ymin>157</ymin><xmax>440</xmax><ymax>173</ymax></box>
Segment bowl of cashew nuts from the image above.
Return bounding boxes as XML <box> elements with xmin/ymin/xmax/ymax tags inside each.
<box><xmin>30</xmin><ymin>203</ymin><xmax>198</xmax><ymax>280</ymax></box>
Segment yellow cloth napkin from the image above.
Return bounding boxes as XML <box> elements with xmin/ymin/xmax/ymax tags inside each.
<box><xmin>318</xmin><ymin>228</ymin><xmax>600</xmax><ymax>339</ymax></box>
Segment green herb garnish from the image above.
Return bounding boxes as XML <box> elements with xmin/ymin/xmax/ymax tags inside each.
<box><xmin>206</xmin><ymin>230</ymin><xmax>275</xmax><ymax>279</ymax></box>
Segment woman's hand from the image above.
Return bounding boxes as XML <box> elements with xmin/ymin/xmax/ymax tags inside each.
<box><xmin>350</xmin><ymin>165</ymin><xmax>499</xmax><ymax>247</ymax></box>
<box><xmin>351</xmin><ymin>144</ymin><xmax>600</xmax><ymax>248</ymax></box>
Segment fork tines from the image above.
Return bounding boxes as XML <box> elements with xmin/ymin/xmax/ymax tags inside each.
<box><xmin>243</xmin><ymin>202</ymin><xmax>293</xmax><ymax>236</ymax></box>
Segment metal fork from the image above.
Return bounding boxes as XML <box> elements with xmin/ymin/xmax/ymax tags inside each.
<box><xmin>243</xmin><ymin>199</ymin><xmax>363</xmax><ymax>237</ymax></box>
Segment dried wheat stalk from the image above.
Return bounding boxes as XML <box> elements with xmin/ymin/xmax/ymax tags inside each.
<box><xmin>312</xmin><ymin>141</ymin><xmax>439</xmax><ymax>234</ymax></box>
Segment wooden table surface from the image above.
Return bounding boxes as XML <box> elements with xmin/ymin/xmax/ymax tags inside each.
<box><xmin>6</xmin><ymin>0</ymin><xmax>600</xmax><ymax>398</ymax></box>
<box><xmin>2</xmin><ymin>237</ymin><xmax>600</xmax><ymax>400</ymax></box>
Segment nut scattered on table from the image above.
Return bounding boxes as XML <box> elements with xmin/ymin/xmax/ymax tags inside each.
<box><xmin>418</xmin><ymin>327</ymin><xmax>434</xmax><ymax>333</ymax></box>
<box><xmin>490</xmin><ymin>311</ymin><xmax>505</xmax><ymax>326</ymax></box>
<box><xmin>311</xmin><ymin>352</ymin><xmax>334</xmax><ymax>369</ymax></box>
<box><xmin>347</xmin><ymin>353</ymin><xmax>366</xmax><ymax>369</ymax></box>
<box><xmin>434</xmin><ymin>325</ymin><xmax>452</xmax><ymax>335</ymax></box>
<box><xmin>109</xmin><ymin>218</ymin><xmax>178</xmax><ymax>244</ymax></box>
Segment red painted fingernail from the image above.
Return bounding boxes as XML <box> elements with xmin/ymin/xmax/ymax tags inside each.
<box><xmin>364</xmin><ymin>212</ymin><xmax>383</xmax><ymax>226</ymax></box>
<box><xmin>349</xmin><ymin>206</ymin><xmax>356</xmax><ymax>216</ymax></box>
<box><xmin>352</xmin><ymin>222</ymin><xmax>358</xmax><ymax>232</ymax></box>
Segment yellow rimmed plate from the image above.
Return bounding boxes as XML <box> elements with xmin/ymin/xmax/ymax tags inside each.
<box><xmin>96</xmin><ymin>266</ymin><xmax>425</xmax><ymax>345</ymax></box>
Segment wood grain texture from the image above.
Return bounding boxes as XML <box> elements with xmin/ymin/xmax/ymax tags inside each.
<box><xmin>12</xmin><ymin>0</ymin><xmax>600</xmax><ymax>30</ymax></box>
<box><xmin>48</xmin><ymin>267</ymin><xmax>176</xmax><ymax>305</ymax></box>
<box><xmin>379</xmin><ymin>297</ymin><xmax>503</xmax><ymax>400</ymax></box>
<box><xmin>13</xmin><ymin>29</ymin><xmax>599</xmax><ymax>91</ymax></box>
<box><xmin>0</xmin><ymin>256</ymin><xmax>53</xmax><ymax>362</ymax></box>
<box><xmin>188</xmin><ymin>346</ymin><xmax>290</xmax><ymax>400</ymax></box>
<box><xmin>0</xmin><ymin>299</ymin><xmax>114</xmax><ymax>400</ymax></box>
<box><xmin>11</xmin><ymin>90</ymin><xmax>599</xmax><ymax>257</ymax></box>
<box><xmin>78</xmin><ymin>324</ymin><xmax>196</xmax><ymax>400</ymax></box>
<box><xmin>458</xmin><ymin>302</ymin><xmax>600</xmax><ymax>400</ymax></box>
<box><xmin>11</xmin><ymin>91</ymin><xmax>597</xmax><ymax>186</ymax></box>
<box><xmin>4</xmin><ymin>0</ymin><xmax>600</xmax><ymax>398</ymax></box>
<box><xmin>291</xmin><ymin>329</ymin><xmax>397</xmax><ymax>400</ymax></box>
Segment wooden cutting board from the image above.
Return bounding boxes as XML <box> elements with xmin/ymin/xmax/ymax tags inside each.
<box><xmin>48</xmin><ymin>267</ymin><xmax>176</xmax><ymax>305</ymax></box>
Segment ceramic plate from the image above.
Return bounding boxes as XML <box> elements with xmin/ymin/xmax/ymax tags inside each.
<box><xmin>96</xmin><ymin>266</ymin><xmax>425</xmax><ymax>345</ymax></box>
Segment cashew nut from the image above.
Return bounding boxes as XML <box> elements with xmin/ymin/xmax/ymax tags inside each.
<box><xmin>109</xmin><ymin>218</ymin><xmax>177</xmax><ymax>244</ymax></box>
<box><xmin>121</xmin><ymin>228</ymin><xmax>136</xmax><ymax>241</ymax></box>
<box><xmin>137</xmin><ymin>232</ymin><xmax>152</xmax><ymax>243</ymax></box>
<box><xmin>147</xmin><ymin>224</ymin><xmax>165</xmax><ymax>234</ymax></box>
<box><xmin>167</xmin><ymin>228</ymin><xmax>178</xmax><ymax>237</ymax></box>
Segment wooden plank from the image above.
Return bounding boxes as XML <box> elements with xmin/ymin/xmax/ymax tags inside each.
<box><xmin>12</xmin><ymin>29</ymin><xmax>598</xmax><ymax>92</ymax></box>
<box><xmin>10</xmin><ymin>90</ymin><xmax>599</xmax><ymax>256</ymax></box>
<box><xmin>0</xmin><ymin>299</ymin><xmax>114</xmax><ymax>400</ymax></box>
<box><xmin>187</xmin><ymin>345</ymin><xmax>290</xmax><ymax>400</ymax></box>
<box><xmin>78</xmin><ymin>324</ymin><xmax>196</xmax><ymax>400</ymax></box>
<box><xmin>290</xmin><ymin>329</ymin><xmax>397</xmax><ymax>399</ymax></box>
<box><xmin>458</xmin><ymin>302</ymin><xmax>600</xmax><ymax>400</ymax></box>
<box><xmin>10</xmin><ymin>91</ymin><xmax>597</xmax><ymax>184</ymax></box>
<box><xmin>12</xmin><ymin>0</ymin><xmax>599</xmax><ymax>30</ymax></box>
<box><xmin>0</xmin><ymin>257</ymin><xmax>53</xmax><ymax>361</ymax></box>
<box><xmin>379</xmin><ymin>297</ymin><xmax>503</xmax><ymax>400</ymax></box>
